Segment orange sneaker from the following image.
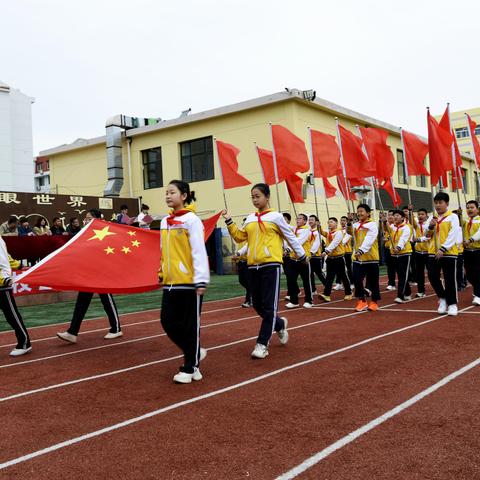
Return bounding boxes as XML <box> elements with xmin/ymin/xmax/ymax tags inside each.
<box><xmin>355</xmin><ymin>300</ymin><xmax>368</xmax><ymax>312</ymax></box>
<box><xmin>367</xmin><ymin>301</ymin><xmax>379</xmax><ymax>311</ymax></box>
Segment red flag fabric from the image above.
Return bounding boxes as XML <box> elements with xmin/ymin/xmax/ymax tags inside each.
<box><xmin>215</xmin><ymin>140</ymin><xmax>251</xmax><ymax>189</ymax></box>
<box><xmin>310</xmin><ymin>130</ymin><xmax>342</xmax><ymax>178</ymax></box>
<box><xmin>15</xmin><ymin>214</ymin><xmax>222</xmax><ymax>293</ymax></box>
<box><xmin>203</xmin><ymin>211</ymin><xmax>222</xmax><ymax>241</ymax></box>
<box><xmin>427</xmin><ymin>108</ymin><xmax>453</xmax><ymax>186</ymax></box>
<box><xmin>256</xmin><ymin>147</ymin><xmax>279</xmax><ymax>185</ymax></box>
<box><xmin>358</xmin><ymin>127</ymin><xmax>395</xmax><ymax>180</ymax></box>
<box><xmin>322</xmin><ymin>178</ymin><xmax>337</xmax><ymax>198</ymax></box>
<box><xmin>467</xmin><ymin>114</ymin><xmax>480</xmax><ymax>168</ymax></box>
<box><xmin>336</xmin><ymin>175</ymin><xmax>356</xmax><ymax>201</ymax></box>
<box><xmin>271</xmin><ymin>125</ymin><xmax>310</xmax><ymax>178</ymax></box>
<box><xmin>402</xmin><ymin>130</ymin><xmax>429</xmax><ymax>177</ymax></box>
<box><xmin>285</xmin><ymin>173</ymin><xmax>305</xmax><ymax>203</ymax></box>
<box><xmin>380</xmin><ymin>178</ymin><xmax>402</xmax><ymax>207</ymax></box>
<box><xmin>338</xmin><ymin>125</ymin><xmax>375</xmax><ymax>179</ymax></box>
<box><xmin>451</xmin><ymin>138</ymin><xmax>464</xmax><ymax>191</ymax></box>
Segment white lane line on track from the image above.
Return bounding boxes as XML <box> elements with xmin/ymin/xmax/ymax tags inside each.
<box><xmin>275</xmin><ymin>340</ymin><xmax>479</xmax><ymax>479</ymax></box>
<box><xmin>0</xmin><ymin>305</ymin><xmax>472</xmax><ymax>471</ymax></box>
<box><xmin>0</xmin><ymin>292</ymin><xmax>437</xmax><ymax>369</ymax></box>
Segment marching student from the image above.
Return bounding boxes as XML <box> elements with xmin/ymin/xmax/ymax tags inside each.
<box><xmin>412</xmin><ymin>208</ymin><xmax>429</xmax><ymax>297</ymax></box>
<box><xmin>282</xmin><ymin>212</ymin><xmax>299</xmax><ymax>302</ymax></box>
<box><xmin>319</xmin><ymin>217</ymin><xmax>352</xmax><ymax>302</ymax></box>
<box><xmin>159</xmin><ymin>180</ymin><xmax>209</xmax><ymax>383</ymax></box>
<box><xmin>57</xmin><ymin>209</ymin><xmax>123</xmax><ymax>344</ymax></box>
<box><xmin>308</xmin><ymin>214</ymin><xmax>325</xmax><ymax>295</ymax></box>
<box><xmin>347</xmin><ymin>204</ymin><xmax>381</xmax><ymax>312</ymax></box>
<box><xmin>383</xmin><ymin>210</ymin><xmax>396</xmax><ymax>291</ymax></box>
<box><xmin>462</xmin><ymin>200</ymin><xmax>480</xmax><ymax>305</ymax></box>
<box><xmin>333</xmin><ymin>216</ymin><xmax>353</xmax><ymax>291</ymax></box>
<box><xmin>285</xmin><ymin>214</ymin><xmax>314</xmax><ymax>309</ymax></box>
<box><xmin>0</xmin><ymin>237</ymin><xmax>32</xmax><ymax>357</ymax></box>
<box><xmin>453</xmin><ymin>210</ymin><xmax>467</xmax><ymax>292</ymax></box>
<box><xmin>223</xmin><ymin>183</ymin><xmax>306</xmax><ymax>359</ymax></box>
<box><xmin>425</xmin><ymin>192</ymin><xmax>460</xmax><ymax>316</ymax></box>
<box><xmin>384</xmin><ymin>210</ymin><xmax>412</xmax><ymax>303</ymax></box>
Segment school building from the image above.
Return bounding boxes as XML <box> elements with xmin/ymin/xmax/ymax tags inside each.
<box><xmin>39</xmin><ymin>89</ymin><xmax>478</xmax><ymax>225</ymax></box>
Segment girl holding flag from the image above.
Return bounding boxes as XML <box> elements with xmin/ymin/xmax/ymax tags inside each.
<box><xmin>223</xmin><ymin>183</ymin><xmax>306</xmax><ymax>359</ymax></box>
<box><xmin>159</xmin><ymin>180</ymin><xmax>210</xmax><ymax>383</ymax></box>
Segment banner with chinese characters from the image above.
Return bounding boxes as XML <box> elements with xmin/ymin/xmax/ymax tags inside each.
<box><xmin>0</xmin><ymin>191</ymin><xmax>138</xmax><ymax>229</ymax></box>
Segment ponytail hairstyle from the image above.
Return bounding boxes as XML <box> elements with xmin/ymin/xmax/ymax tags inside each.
<box><xmin>251</xmin><ymin>183</ymin><xmax>271</xmax><ymax>198</ymax></box>
<box><xmin>168</xmin><ymin>180</ymin><xmax>196</xmax><ymax>205</ymax></box>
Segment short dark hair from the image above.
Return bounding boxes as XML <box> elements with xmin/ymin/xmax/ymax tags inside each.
<box><xmin>251</xmin><ymin>183</ymin><xmax>270</xmax><ymax>198</ymax></box>
<box><xmin>402</xmin><ymin>205</ymin><xmax>409</xmax><ymax>211</ymax></box>
<box><xmin>434</xmin><ymin>192</ymin><xmax>449</xmax><ymax>203</ymax></box>
<box><xmin>392</xmin><ymin>209</ymin><xmax>405</xmax><ymax>218</ymax></box>
<box><xmin>7</xmin><ymin>216</ymin><xmax>17</xmax><ymax>225</ymax></box>
<box><xmin>120</xmin><ymin>204</ymin><xmax>128</xmax><ymax>210</ymax></box>
<box><xmin>357</xmin><ymin>203</ymin><xmax>371</xmax><ymax>213</ymax></box>
<box><xmin>52</xmin><ymin>217</ymin><xmax>60</xmax><ymax>223</ymax></box>
<box><xmin>88</xmin><ymin>208</ymin><xmax>102</xmax><ymax>219</ymax></box>
<box><xmin>282</xmin><ymin>212</ymin><xmax>291</xmax><ymax>222</ymax></box>
<box><xmin>70</xmin><ymin>217</ymin><xmax>78</xmax><ymax>223</ymax></box>
<box><xmin>168</xmin><ymin>180</ymin><xmax>196</xmax><ymax>204</ymax></box>
<box><xmin>388</xmin><ymin>209</ymin><xmax>395</xmax><ymax>214</ymax></box>
<box><xmin>329</xmin><ymin>217</ymin><xmax>338</xmax><ymax>222</ymax></box>
<box><xmin>467</xmin><ymin>200</ymin><xmax>479</xmax><ymax>208</ymax></box>
<box><xmin>19</xmin><ymin>217</ymin><xmax>28</xmax><ymax>223</ymax></box>
<box><xmin>341</xmin><ymin>216</ymin><xmax>348</xmax><ymax>221</ymax></box>
<box><xmin>418</xmin><ymin>208</ymin><xmax>428</xmax><ymax>214</ymax></box>
<box><xmin>141</xmin><ymin>204</ymin><xmax>150</xmax><ymax>210</ymax></box>
<box><xmin>309</xmin><ymin>214</ymin><xmax>319</xmax><ymax>222</ymax></box>
<box><xmin>298</xmin><ymin>214</ymin><xmax>308</xmax><ymax>222</ymax></box>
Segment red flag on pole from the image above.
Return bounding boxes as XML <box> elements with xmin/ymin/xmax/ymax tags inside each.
<box><xmin>427</xmin><ymin>108</ymin><xmax>453</xmax><ymax>186</ymax></box>
<box><xmin>322</xmin><ymin>178</ymin><xmax>337</xmax><ymax>198</ymax></box>
<box><xmin>358</xmin><ymin>127</ymin><xmax>395</xmax><ymax>180</ymax></box>
<box><xmin>338</xmin><ymin>125</ymin><xmax>375</xmax><ymax>179</ymax></box>
<box><xmin>466</xmin><ymin>114</ymin><xmax>480</xmax><ymax>168</ymax></box>
<box><xmin>380</xmin><ymin>178</ymin><xmax>402</xmax><ymax>206</ymax></box>
<box><xmin>402</xmin><ymin>130</ymin><xmax>429</xmax><ymax>176</ymax></box>
<box><xmin>215</xmin><ymin>140</ymin><xmax>251</xmax><ymax>189</ymax></box>
<box><xmin>256</xmin><ymin>147</ymin><xmax>279</xmax><ymax>185</ymax></box>
<box><xmin>336</xmin><ymin>175</ymin><xmax>356</xmax><ymax>201</ymax></box>
<box><xmin>310</xmin><ymin>130</ymin><xmax>342</xmax><ymax>178</ymax></box>
<box><xmin>285</xmin><ymin>173</ymin><xmax>305</xmax><ymax>203</ymax></box>
<box><xmin>271</xmin><ymin>125</ymin><xmax>310</xmax><ymax>178</ymax></box>
<box><xmin>16</xmin><ymin>215</ymin><xmax>222</xmax><ymax>293</ymax></box>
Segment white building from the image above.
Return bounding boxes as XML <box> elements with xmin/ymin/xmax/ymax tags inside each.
<box><xmin>0</xmin><ymin>80</ymin><xmax>35</xmax><ymax>192</ymax></box>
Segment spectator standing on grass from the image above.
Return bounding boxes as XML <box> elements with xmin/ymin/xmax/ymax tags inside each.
<box><xmin>56</xmin><ymin>209</ymin><xmax>123</xmax><ymax>345</ymax></box>
<box><xmin>17</xmin><ymin>217</ymin><xmax>34</xmax><ymax>236</ymax></box>
<box><xmin>159</xmin><ymin>180</ymin><xmax>209</xmax><ymax>384</ymax></box>
<box><xmin>223</xmin><ymin>183</ymin><xmax>306</xmax><ymax>360</ymax></box>
<box><xmin>0</xmin><ymin>217</ymin><xmax>18</xmax><ymax>236</ymax></box>
<box><xmin>33</xmin><ymin>218</ymin><xmax>51</xmax><ymax>236</ymax></box>
<box><xmin>50</xmin><ymin>217</ymin><xmax>68</xmax><ymax>236</ymax></box>
<box><xmin>0</xmin><ymin>236</ymin><xmax>31</xmax><ymax>357</ymax></box>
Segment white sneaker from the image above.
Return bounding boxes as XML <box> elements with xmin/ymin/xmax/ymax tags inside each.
<box><xmin>416</xmin><ymin>292</ymin><xmax>426</xmax><ymax>298</ymax></box>
<box><xmin>410</xmin><ymin>282</ymin><xmax>418</xmax><ymax>286</ymax></box>
<box><xmin>9</xmin><ymin>346</ymin><xmax>32</xmax><ymax>357</ymax></box>
<box><xmin>303</xmin><ymin>302</ymin><xmax>313</xmax><ymax>308</ymax></box>
<box><xmin>173</xmin><ymin>367</ymin><xmax>203</xmax><ymax>384</ymax></box>
<box><xmin>447</xmin><ymin>304</ymin><xmax>458</xmax><ymax>316</ymax></box>
<box><xmin>285</xmin><ymin>302</ymin><xmax>299</xmax><ymax>309</ymax></box>
<box><xmin>199</xmin><ymin>347</ymin><xmax>207</xmax><ymax>362</ymax></box>
<box><xmin>404</xmin><ymin>296</ymin><xmax>412</xmax><ymax>301</ymax></box>
<box><xmin>438</xmin><ymin>298</ymin><xmax>447</xmax><ymax>314</ymax></box>
<box><xmin>394</xmin><ymin>297</ymin><xmax>404</xmax><ymax>304</ymax></box>
<box><xmin>333</xmin><ymin>284</ymin><xmax>342</xmax><ymax>291</ymax></box>
<box><xmin>350</xmin><ymin>285</ymin><xmax>355</xmax><ymax>290</ymax></box>
<box><xmin>241</xmin><ymin>302</ymin><xmax>252</xmax><ymax>308</ymax></box>
<box><xmin>104</xmin><ymin>331</ymin><xmax>123</xmax><ymax>339</ymax></box>
<box><xmin>473</xmin><ymin>296</ymin><xmax>480</xmax><ymax>306</ymax></box>
<box><xmin>277</xmin><ymin>318</ymin><xmax>289</xmax><ymax>345</ymax></box>
<box><xmin>251</xmin><ymin>343</ymin><xmax>269</xmax><ymax>359</ymax></box>
<box><xmin>284</xmin><ymin>296</ymin><xmax>290</xmax><ymax>301</ymax></box>
<box><xmin>386</xmin><ymin>285</ymin><xmax>396</xmax><ymax>291</ymax></box>
<box><xmin>57</xmin><ymin>332</ymin><xmax>77</xmax><ymax>344</ymax></box>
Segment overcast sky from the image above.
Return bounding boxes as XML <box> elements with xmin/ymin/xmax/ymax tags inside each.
<box><xmin>1</xmin><ymin>0</ymin><xmax>478</xmax><ymax>155</ymax></box>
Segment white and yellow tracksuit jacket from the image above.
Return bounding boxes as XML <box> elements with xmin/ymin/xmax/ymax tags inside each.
<box><xmin>310</xmin><ymin>229</ymin><xmax>322</xmax><ymax>257</ymax></box>
<box><xmin>0</xmin><ymin>237</ymin><xmax>20</xmax><ymax>289</ymax></box>
<box><xmin>414</xmin><ymin>221</ymin><xmax>429</xmax><ymax>253</ymax></box>
<box><xmin>387</xmin><ymin>222</ymin><xmax>412</xmax><ymax>256</ymax></box>
<box><xmin>425</xmin><ymin>211</ymin><xmax>459</xmax><ymax>257</ymax></box>
<box><xmin>463</xmin><ymin>216</ymin><xmax>480</xmax><ymax>251</ymax></box>
<box><xmin>159</xmin><ymin>204</ymin><xmax>210</xmax><ymax>289</ymax></box>
<box><xmin>226</xmin><ymin>209</ymin><xmax>305</xmax><ymax>266</ymax></box>
<box><xmin>323</xmin><ymin>228</ymin><xmax>345</xmax><ymax>257</ymax></box>
<box><xmin>350</xmin><ymin>221</ymin><xmax>380</xmax><ymax>263</ymax></box>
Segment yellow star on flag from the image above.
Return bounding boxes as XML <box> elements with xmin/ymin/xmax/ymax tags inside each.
<box><xmin>121</xmin><ymin>246</ymin><xmax>131</xmax><ymax>254</ymax></box>
<box><xmin>127</xmin><ymin>231</ymin><xmax>136</xmax><ymax>237</ymax></box>
<box><xmin>104</xmin><ymin>246</ymin><xmax>115</xmax><ymax>255</ymax></box>
<box><xmin>131</xmin><ymin>240</ymin><xmax>141</xmax><ymax>247</ymax></box>
<box><xmin>88</xmin><ymin>226</ymin><xmax>117</xmax><ymax>242</ymax></box>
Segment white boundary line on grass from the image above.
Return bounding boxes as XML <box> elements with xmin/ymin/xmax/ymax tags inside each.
<box><xmin>0</xmin><ymin>306</ymin><xmax>472</xmax><ymax>471</ymax></box>
<box><xmin>275</xmin><ymin>349</ymin><xmax>480</xmax><ymax>479</ymax></box>
<box><xmin>0</xmin><ymin>293</ymin><xmax>436</xmax><ymax>369</ymax></box>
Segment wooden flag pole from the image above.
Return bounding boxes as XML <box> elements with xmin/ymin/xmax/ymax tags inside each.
<box><xmin>465</xmin><ymin>113</ymin><xmax>480</xmax><ymax>201</ymax></box>
<box><xmin>400</xmin><ymin>128</ymin><xmax>413</xmax><ymax>206</ymax></box>
<box><xmin>335</xmin><ymin>117</ymin><xmax>354</xmax><ymax>213</ymax></box>
<box><xmin>268</xmin><ymin>122</ymin><xmax>282</xmax><ymax>212</ymax></box>
<box><xmin>447</xmin><ymin>103</ymin><xmax>463</xmax><ymax>209</ymax></box>
<box><xmin>356</xmin><ymin>125</ymin><xmax>377</xmax><ymax>222</ymax></box>
<box><xmin>307</xmin><ymin>127</ymin><xmax>321</xmax><ymax>220</ymax></box>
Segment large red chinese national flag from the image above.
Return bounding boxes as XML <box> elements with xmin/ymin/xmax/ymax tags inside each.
<box><xmin>338</xmin><ymin>125</ymin><xmax>375</xmax><ymax>179</ymax></box>
<box><xmin>15</xmin><ymin>215</ymin><xmax>222</xmax><ymax>294</ymax></box>
<box><xmin>215</xmin><ymin>140</ymin><xmax>251</xmax><ymax>189</ymax></box>
<box><xmin>271</xmin><ymin>125</ymin><xmax>310</xmax><ymax>178</ymax></box>
<box><xmin>358</xmin><ymin>127</ymin><xmax>395</xmax><ymax>180</ymax></box>
<box><xmin>310</xmin><ymin>130</ymin><xmax>342</xmax><ymax>178</ymax></box>
<box><xmin>467</xmin><ymin>114</ymin><xmax>480</xmax><ymax>168</ymax></box>
<box><xmin>428</xmin><ymin>108</ymin><xmax>453</xmax><ymax>186</ymax></box>
<box><xmin>401</xmin><ymin>130</ymin><xmax>429</xmax><ymax>176</ymax></box>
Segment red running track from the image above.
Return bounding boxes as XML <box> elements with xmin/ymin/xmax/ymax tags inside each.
<box><xmin>0</xmin><ymin>286</ymin><xmax>479</xmax><ymax>479</ymax></box>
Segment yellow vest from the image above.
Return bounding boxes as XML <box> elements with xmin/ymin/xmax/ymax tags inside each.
<box><xmin>290</xmin><ymin>225</ymin><xmax>311</xmax><ymax>259</ymax></box>
<box><xmin>388</xmin><ymin>223</ymin><xmax>412</xmax><ymax>255</ymax></box>
<box><xmin>352</xmin><ymin>221</ymin><xmax>379</xmax><ymax>263</ymax></box>
<box><xmin>427</xmin><ymin>211</ymin><xmax>459</xmax><ymax>256</ymax></box>
<box><xmin>414</xmin><ymin>221</ymin><xmax>429</xmax><ymax>253</ymax></box>
<box><xmin>325</xmin><ymin>229</ymin><xmax>345</xmax><ymax>257</ymax></box>
<box><xmin>463</xmin><ymin>216</ymin><xmax>480</xmax><ymax>250</ymax></box>
<box><xmin>342</xmin><ymin>228</ymin><xmax>353</xmax><ymax>253</ymax></box>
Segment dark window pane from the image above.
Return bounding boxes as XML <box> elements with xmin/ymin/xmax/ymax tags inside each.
<box><xmin>180</xmin><ymin>136</ymin><xmax>214</xmax><ymax>183</ymax></box>
<box><xmin>141</xmin><ymin>147</ymin><xmax>163</xmax><ymax>189</ymax></box>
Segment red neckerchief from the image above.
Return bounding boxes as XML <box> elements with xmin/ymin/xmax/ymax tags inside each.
<box><xmin>436</xmin><ymin>214</ymin><xmax>448</xmax><ymax>233</ymax></box>
<box><xmin>255</xmin><ymin>209</ymin><xmax>272</xmax><ymax>232</ymax></box>
<box><xmin>310</xmin><ymin>228</ymin><xmax>316</xmax><ymax>242</ymax></box>
<box><xmin>166</xmin><ymin>209</ymin><xmax>190</xmax><ymax>226</ymax></box>
<box><xmin>356</xmin><ymin>221</ymin><xmax>369</xmax><ymax>231</ymax></box>
<box><xmin>328</xmin><ymin>229</ymin><xmax>336</xmax><ymax>243</ymax></box>
<box><xmin>392</xmin><ymin>222</ymin><xmax>405</xmax><ymax>244</ymax></box>
<box><xmin>468</xmin><ymin>218</ymin><xmax>474</xmax><ymax>234</ymax></box>
<box><xmin>418</xmin><ymin>221</ymin><xmax>424</xmax><ymax>235</ymax></box>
